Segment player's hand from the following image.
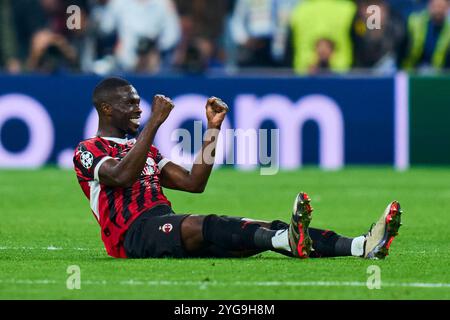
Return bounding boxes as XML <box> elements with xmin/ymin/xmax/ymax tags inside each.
<box><xmin>206</xmin><ymin>97</ymin><xmax>228</xmax><ymax>129</ymax></box>
<box><xmin>150</xmin><ymin>94</ymin><xmax>174</xmax><ymax>125</ymax></box>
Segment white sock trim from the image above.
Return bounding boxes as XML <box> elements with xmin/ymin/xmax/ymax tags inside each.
<box><xmin>351</xmin><ymin>236</ymin><xmax>366</xmax><ymax>257</ymax></box>
<box><xmin>271</xmin><ymin>229</ymin><xmax>291</xmax><ymax>252</ymax></box>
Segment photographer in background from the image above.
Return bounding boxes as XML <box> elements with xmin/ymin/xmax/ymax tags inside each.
<box><xmin>27</xmin><ymin>29</ymin><xmax>79</xmax><ymax>73</ymax></box>
<box><xmin>135</xmin><ymin>37</ymin><xmax>161</xmax><ymax>74</ymax></box>
<box><xmin>16</xmin><ymin>0</ymin><xmax>89</xmax><ymax>73</ymax></box>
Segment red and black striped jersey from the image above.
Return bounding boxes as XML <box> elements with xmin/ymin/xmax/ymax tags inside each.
<box><xmin>73</xmin><ymin>136</ymin><xmax>171</xmax><ymax>258</ymax></box>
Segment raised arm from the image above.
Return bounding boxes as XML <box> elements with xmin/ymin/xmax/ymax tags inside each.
<box><xmin>160</xmin><ymin>97</ymin><xmax>229</xmax><ymax>193</ymax></box>
<box><xmin>98</xmin><ymin>95</ymin><xmax>174</xmax><ymax>187</ymax></box>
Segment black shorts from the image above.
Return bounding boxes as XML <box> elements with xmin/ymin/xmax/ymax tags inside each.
<box><xmin>123</xmin><ymin>205</ymin><xmax>190</xmax><ymax>258</ymax></box>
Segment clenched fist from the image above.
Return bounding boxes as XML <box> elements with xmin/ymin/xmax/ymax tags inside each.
<box><xmin>206</xmin><ymin>97</ymin><xmax>228</xmax><ymax>129</ymax></box>
<box><xmin>150</xmin><ymin>94</ymin><xmax>174</xmax><ymax>125</ymax></box>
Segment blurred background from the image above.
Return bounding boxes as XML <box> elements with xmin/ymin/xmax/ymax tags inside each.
<box><xmin>0</xmin><ymin>0</ymin><xmax>449</xmax><ymax>170</ymax></box>
<box><xmin>0</xmin><ymin>0</ymin><xmax>449</xmax><ymax>76</ymax></box>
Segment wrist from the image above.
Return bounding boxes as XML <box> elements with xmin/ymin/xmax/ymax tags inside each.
<box><xmin>148</xmin><ymin>116</ymin><xmax>163</xmax><ymax>127</ymax></box>
<box><xmin>207</xmin><ymin>122</ymin><xmax>222</xmax><ymax>130</ymax></box>
<box><xmin>142</xmin><ymin>120</ymin><xmax>161</xmax><ymax>134</ymax></box>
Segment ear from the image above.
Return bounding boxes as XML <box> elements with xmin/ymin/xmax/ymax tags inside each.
<box><xmin>100</xmin><ymin>102</ymin><xmax>112</xmax><ymax>116</ymax></box>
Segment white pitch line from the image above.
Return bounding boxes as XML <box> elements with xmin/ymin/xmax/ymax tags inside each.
<box><xmin>0</xmin><ymin>279</ymin><xmax>449</xmax><ymax>289</ymax></box>
<box><xmin>0</xmin><ymin>246</ymin><xmax>99</xmax><ymax>251</ymax></box>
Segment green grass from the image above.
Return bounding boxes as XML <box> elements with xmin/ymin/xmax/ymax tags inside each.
<box><xmin>0</xmin><ymin>167</ymin><xmax>449</xmax><ymax>299</ymax></box>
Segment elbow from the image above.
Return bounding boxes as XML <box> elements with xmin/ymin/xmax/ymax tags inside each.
<box><xmin>188</xmin><ymin>184</ymin><xmax>206</xmax><ymax>194</ymax></box>
<box><xmin>193</xmin><ymin>186</ymin><xmax>206</xmax><ymax>194</ymax></box>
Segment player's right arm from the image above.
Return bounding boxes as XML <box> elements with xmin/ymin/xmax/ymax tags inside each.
<box><xmin>98</xmin><ymin>95</ymin><xmax>174</xmax><ymax>187</ymax></box>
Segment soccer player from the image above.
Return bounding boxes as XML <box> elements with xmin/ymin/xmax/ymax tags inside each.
<box><xmin>73</xmin><ymin>77</ymin><xmax>403</xmax><ymax>260</ymax></box>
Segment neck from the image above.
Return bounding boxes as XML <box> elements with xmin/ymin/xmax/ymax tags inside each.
<box><xmin>96</xmin><ymin>123</ymin><xmax>126</xmax><ymax>139</ymax></box>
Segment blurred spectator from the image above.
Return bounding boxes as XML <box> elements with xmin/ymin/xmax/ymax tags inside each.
<box><xmin>403</xmin><ymin>0</ymin><xmax>450</xmax><ymax>72</ymax></box>
<box><xmin>308</xmin><ymin>38</ymin><xmax>335</xmax><ymax>74</ymax></box>
<box><xmin>27</xmin><ymin>29</ymin><xmax>79</xmax><ymax>73</ymax></box>
<box><xmin>135</xmin><ymin>37</ymin><xmax>161</xmax><ymax>74</ymax></box>
<box><xmin>173</xmin><ymin>0</ymin><xmax>230</xmax><ymax>74</ymax></box>
<box><xmin>174</xmin><ymin>0</ymin><xmax>229</xmax><ymax>43</ymax></box>
<box><xmin>68</xmin><ymin>3</ymin><xmax>95</xmax><ymax>73</ymax></box>
<box><xmin>230</xmin><ymin>0</ymin><xmax>299</xmax><ymax>68</ymax></box>
<box><xmin>10</xmin><ymin>0</ymin><xmax>47</xmax><ymax>67</ymax></box>
<box><xmin>26</xmin><ymin>0</ymin><xmax>87</xmax><ymax>73</ymax></box>
<box><xmin>98</xmin><ymin>0</ymin><xmax>181</xmax><ymax>72</ymax></box>
<box><xmin>39</xmin><ymin>0</ymin><xmax>72</xmax><ymax>35</ymax></box>
<box><xmin>0</xmin><ymin>0</ymin><xmax>20</xmax><ymax>73</ymax></box>
<box><xmin>351</xmin><ymin>0</ymin><xmax>408</xmax><ymax>74</ymax></box>
<box><xmin>290</xmin><ymin>0</ymin><xmax>356</xmax><ymax>74</ymax></box>
<box><xmin>10</xmin><ymin>0</ymin><xmax>88</xmax><ymax>73</ymax></box>
<box><xmin>173</xmin><ymin>38</ymin><xmax>217</xmax><ymax>74</ymax></box>
<box><xmin>4</xmin><ymin>0</ymin><xmax>448</xmax><ymax>75</ymax></box>
<box><xmin>83</xmin><ymin>0</ymin><xmax>118</xmax><ymax>74</ymax></box>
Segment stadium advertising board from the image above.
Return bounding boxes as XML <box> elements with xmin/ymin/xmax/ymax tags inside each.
<box><xmin>409</xmin><ymin>76</ymin><xmax>450</xmax><ymax>165</ymax></box>
<box><xmin>0</xmin><ymin>75</ymin><xmax>405</xmax><ymax>170</ymax></box>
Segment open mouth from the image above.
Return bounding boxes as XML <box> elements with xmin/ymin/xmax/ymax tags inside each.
<box><xmin>130</xmin><ymin>117</ymin><xmax>140</xmax><ymax>126</ymax></box>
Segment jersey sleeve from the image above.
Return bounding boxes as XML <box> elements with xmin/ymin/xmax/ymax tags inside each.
<box><xmin>73</xmin><ymin>140</ymin><xmax>113</xmax><ymax>182</ymax></box>
<box><xmin>151</xmin><ymin>145</ymin><xmax>170</xmax><ymax>170</ymax></box>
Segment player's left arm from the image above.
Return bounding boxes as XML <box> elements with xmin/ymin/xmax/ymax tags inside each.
<box><xmin>159</xmin><ymin>97</ymin><xmax>228</xmax><ymax>193</ymax></box>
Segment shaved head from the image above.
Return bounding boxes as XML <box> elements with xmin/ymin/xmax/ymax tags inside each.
<box><xmin>92</xmin><ymin>77</ymin><xmax>142</xmax><ymax>137</ymax></box>
<box><xmin>92</xmin><ymin>77</ymin><xmax>131</xmax><ymax>110</ymax></box>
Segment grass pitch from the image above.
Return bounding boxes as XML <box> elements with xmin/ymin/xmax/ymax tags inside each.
<box><xmin>0</xmin><ymin>167</ymin><xmax>449</xmax><ymax>300</ymax></box>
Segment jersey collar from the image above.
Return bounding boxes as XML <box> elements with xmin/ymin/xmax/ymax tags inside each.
<box><xmin>99</xmin><ymin>136</ymin><xmax>135</xmax><ymax>145</ymax></box>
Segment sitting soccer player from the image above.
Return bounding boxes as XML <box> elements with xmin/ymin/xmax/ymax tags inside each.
<box><xmin>73</xmin><ymin>77</ymin><xmax>403</xmax><ymax>260</ymax></box>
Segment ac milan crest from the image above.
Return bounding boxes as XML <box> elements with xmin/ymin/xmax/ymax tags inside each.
<box><xmin>159</xmin><ymin>223</ymin><xmax>173</xmax><ymax>234</ymax></box>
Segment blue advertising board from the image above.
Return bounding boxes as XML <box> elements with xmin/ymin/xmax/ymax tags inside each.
<box><xmin>0</xmin><ymin>75</ymin><xmax>400</xmax><ymax>170</ymax></box>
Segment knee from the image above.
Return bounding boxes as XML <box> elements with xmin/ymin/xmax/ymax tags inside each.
<box><xmin>181</xmin><ymin>215</ymin><xmax>205</xmax><ymax>240</ymax></box>
<box><xmin>180</xmin><ymin>215</ymin><xmax>206</xmax><ymax>252</ymax></box>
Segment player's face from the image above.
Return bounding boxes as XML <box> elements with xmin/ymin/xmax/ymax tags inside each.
<box><xmin>110</xmin><ymin>85</ymin><xmax>142</xmax><ymax>135</ymax></box>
